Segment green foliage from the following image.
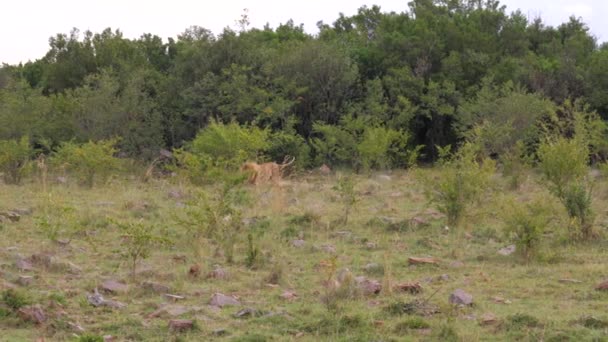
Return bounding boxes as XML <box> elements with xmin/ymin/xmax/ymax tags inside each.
<box><xmin>537</xmin><ymin>135</ymin><xmax>594</xmax><ymax>239</ymax></box>
<box><xmin>190</xmin><ymin>120</ymin><xmax>270</xmax><ymax>170</ymax></box>
<box><xmin>34</xmin><ymin>197</ymin><xmax>77</xmax><ymax>242</ymax></box>
<box><xmin>2</xmin><ymin>289</ymin><xmax>31</xmax><ymax>310</ymax></box>
<box><xmin>51</xmin><ymin>139</ymin><xmax>121</xmax><ymax>187</ymax></box>
<box><xmin>500</xmin><ymin>141</ymin><xmax>530</xmax><ymax>190</ymax></box>
<box><xmin>421</xmin><ymin>142</ymin><xmax>495</xmax><ymax>227</ymax></box>
<box><xmin>0</xmin><ymin>136</ymin><xmax>33</xmax><ymax>185</ymax></box>
<box><xmin>267</xmin><ymin>130</ymin><xmax>311</xmax><ymax>170</ymax></box>
<box><xmin>169</xmin><ymin>148</ymin><xmax>209</xmax><ymax>185</ymax></box>
<box><xmin>113</xmin><ymin>219</ymin><xmax>171</xmax><ymax>275</ymax></box>
<box><xmin>332</xmin><ymin>175</ymin><xmax>358</xmax><ymax>225</ymax></box>
<box><xmin>76</xmin><ymin>335</ymin><xmax>104</xmax><ymax>342</ymax></box>
<box><xmin>503</xmin><ymin>199</ymin><xmax>552</xmax><ymax>261</ymax></box>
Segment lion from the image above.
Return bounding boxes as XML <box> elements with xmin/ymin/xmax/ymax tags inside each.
<box><xmin>241</xmin><ymin>156</ymin><xmax>295</xmax><ymax>185</ymax></box>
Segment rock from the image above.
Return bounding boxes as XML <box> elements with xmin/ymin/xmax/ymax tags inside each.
<box><xmin>213</xmin><ymin>328</ymin><xmax>229</xmax><ymax>336</ymax></box>
<box><xmin>449</xmin><ymin>261</ymin><xmax>465</xmax><ymax>268</ymax></box>
<box><xmin>15</xmin><ymin>259</ymin><xmax>33</xmax><ymax>271</ymax></box>
<box><xmin>394</xmin><ymin>282</ymin><xmax>423</xmax><ymax>294</ymax></box>
<box><xmin>491</xmin><ymin>296</ymin><xmax>512</xmax><ymax>304</ymax></box>
<box><xmin>363</xmin><ymin>263</ymin><xmax>384</xmax><ymax>275</ymax></box>
<box><xmin>18</xmin><ymin>305</ymin><xmax>46</xmax><ymax>324</ymax></box>
<box><xmin>206</xmin><ymin>266</ymin><xmax>229</xmax><ymax>280</ymax></box>
<box><xmin>377</xmin><ymin>174</ymin><xmax>392</xmax><ymax>182</ymax></box>
<box><xmin>364</xmin><ymin>242</ymin><xmax>378</xmax><ymax>250</ymax></box>
<box><xmin>291</xmin><ymin>239</ymin><xmax>306</xmax><ymax>248</ymax></box>
<box><xmin>559</xmin><ymin>278</ymin><xmax>583</xmax><ymax>284</ymax></box>
<box><xmin>16</xmin><ymin>275</ymin><xmax>34</xmax><ymax>286</ymax></box>
<box><xmin>408</xmin><ymin>257</ymin><xmax>439</xmax><ymax>265</ymax></box>
<box><xmin>56</xmin><ymin>176</ymin><xmax>68</xmax><ymax>184</ymax></box>
<box><xmin>316</xmin><ymin>244</ymin><xmax>336</xmax><ymax>254</ymax></box>
<box><xmin>169</xmin><ymin>319</ymin><xmax>195</xmax><ymax>332</ymax></box>
<box><xmin>87</xmin><ymin>289</ymin><xmax>127</xmax><ymax>309</ymax></box>
<box><xmin>142</xmin><ymin>281</ymin><xmax>170</xmax><ymax>294</ymax></box>
<box><xmin>355</xmin><ymin>276</ymin><xmax>382</xmax><ymax>296</ymax></box>
<box><xmin>389</xmin><ymin>191</ymin><xmax>403</xmax><ymax>198</ymax></box>
<box><xmin>188</xmin><ymin>264</ymin><xmax>201</xmax><ymax>277</ymax></box>
<box><xmin>29</xmin><ymin>253</ymin><xmax>53</xmax><ymax>268</ymax></box>
<box><xmin>0</xmin><ymin>211</ymin><xmax>20</xmax><ymax>222</ymax></box>
<box><xmin>209</xmin><ymin>293</ymin><xmax>241</xmax><ymax>308</ymax></box>
<box><xmin>100</xmin><ymin>280</ymin><xmax>128</xmax><ymax>294</ymax></box>
<box><xmin>319</xmin><ymin>164</ymin><xmax>331</xmax><ymax>175</ymax></box>
<box><xmin>439</xmin><ymin>274</ymin><xmax>450</xmax><ymax>282</ymax></box>
<box><xmin>595</xmin><ymin>281</ymin><xmax>608</xmax><ymax>291</ymax></box>
<box><xmin>480</xmin><ymin>312</ymin><xmax>498</xmax><ymax>326</ymax></box>
<box><xmin>498</xmin><ymin>245</ymin><xmax>516</xmax><ymax>256</ymax></box>
<box><xmin>103</xmin><ymin>336</ymin><xmax>115</xmax><ymax>342</ymax></box>
<box><xmin>167</xmin><ymin>190</ymin><xmax>185</xmax><ymax>199</ymax></box>
<box><xmin>410</xmin><ymin>216</ymin><xmax>429</xmax><ymax>227</ymax></box>
<box><xmin>148</xmin><ymin>305</ymin><xmax>190</xmax><ymax>318</ymax></box>
<box><xmin>67</xmin><ymin>322</ymin><xmax>85</xmax><ymax>332</ymax></box>
<box><xmin>164</xmin><ymin>294</ymin><xmax>185</xmax><ymax>301</ymax></box>
<box><xmin>280</xmin><ymin>291</ymin><xmax>298</xmax><ymax>301</ymax></box>
<box><xmin>234</xmin><ymin>307</ymin><xmax>263</xmax><ymax>319</ymax></box>
<box><xmin>11</xmin><ymin>208</ymin><xmax>33</xmax><ymax>216</ymax></box>
<box><xmin>449</xmin><ymin>289</ymin><xmax>473</xmax><ymax>306</ymax></box>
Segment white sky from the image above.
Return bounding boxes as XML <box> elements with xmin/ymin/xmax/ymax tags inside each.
<box><xmin>1</xmin><ymin>0</ymin><xmax>606</xmax><ymax>65</ymax></box>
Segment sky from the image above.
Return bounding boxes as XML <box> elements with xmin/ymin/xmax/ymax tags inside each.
<box><xmin>1</xmin><ymin>0</ymin><xmax>606</xmax><ymax>65</ymax></box>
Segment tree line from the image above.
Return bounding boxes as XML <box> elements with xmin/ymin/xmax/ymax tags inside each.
<box><xmin>1</xmin><ymin>0</ymin><xmax>607</xmax><ymax>169</ymax></box>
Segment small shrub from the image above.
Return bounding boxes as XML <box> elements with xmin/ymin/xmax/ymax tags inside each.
<box><xmin>0</xmin><ymin>136</ymin><xmax>33</xmax><ymax>185</ymax></box>
<box><xmin>267</xmin><ymin>130</ymin><xmax>311</xmax><ymax>170</ymax></box>
<box><xmin>332</xmin><ymin>175</ymin><xmax>358</xmax><ymax>225</ymax></box>
<box><xmin>169</xmin><ymin>148</ymin><xmax>209</xmax><ymax>185</ymax></box>
<box><xmin>394</xmin><ymin>317</ymin><xmax>430</xmax><ymax>333</ymax></box>
<box><xmin>507</xmin><ymin>313</ymin><xmax>541</xmax><ymax>330</ymax></box>
<box><xmin>421</xmin><ymin>142</ymin><xmax>495</xmax><ymax>228</ymax></box>
<box><xmin>76</xmin><ymin>335</ymin><xmax>104</xmax><ymax>342</ymax></box>
<box><xmin>113</xmin><ymin>219</ymin><xmax>171</xmax><ymax>276</ymax></box>
<box><xmin>51</xmin><ymin>139</ymin><xmax>121</xmax><ymax>187</ymax></box>
<box><xmin>35</xmin><ymin>198</ymin><xmax>77</xmax><ymax>242</ymax></box>
<box><xmin>2</xmin><ymin>289</ymin><xmax>31</xmax><ymax>310</ymax></box>
<box><xmin>503</xmin><ymin>199</ymin><xmax>552</xmax><ymax>261</ymax></box>
<box><xmin>500</xmin><ymin>140</ymin><xmax>529</xmax><ymax>189</ymax></box>
<box><xmin>245</xmin><ymin>233</ymin><xmax>260</xmax><ymax>269</ymax></box>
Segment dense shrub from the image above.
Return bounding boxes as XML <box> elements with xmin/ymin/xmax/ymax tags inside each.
<box><xmin>0</xmin><ymin>136</ymin><xmax>33</xmax><ymax>184</ymax></box>
<box><xmin>51</xmin><ymin>139</ymin><xmax>121</xmax><ymax>187</ymax></box>
<box><xmin>503</xmin><ymin>199</ymin><xmax>552</xmax><ymax>261</ymax></box>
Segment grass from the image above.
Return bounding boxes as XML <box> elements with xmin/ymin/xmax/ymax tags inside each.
<box><xmin>0</xmin><ymin>170</ymin><xmax>607</xmax><ymax>341</ymax></box>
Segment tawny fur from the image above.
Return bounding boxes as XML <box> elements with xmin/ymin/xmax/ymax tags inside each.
<box><xmin>241</xmin><ymin>156</ymin><xmax>295</xmax><ymax>185</ymax></box>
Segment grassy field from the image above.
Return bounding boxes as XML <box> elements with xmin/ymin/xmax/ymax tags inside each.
<box><xmin>1</xmin><ymin>169</ymin><xmax>608</xmax><ymax>341</ymax></box>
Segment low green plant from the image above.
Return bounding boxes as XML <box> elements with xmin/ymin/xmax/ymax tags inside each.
<box><xmin>332</xmin><ymin>175</ymin><xmax>358</xmax><ymax>225</ymax></box>
<box><xmin>537</xmin><ymin>136</ymin><xmax>594</xmax><ymax>239</ymax></box>
<box><xmin>0</xmin><ymin>136</ymin><xmax>33</xmax><ymax>185</ymax></box>
<box><xmin>245</xmin><ymin>233</ymin><xmax>260</xmax><ymax>269</ymax></box>
<box><xmin>113</xmin><ymin>219</ymin><xmax>171</xmax><ymax>276</ymax></box>
<box><xmin>51</xmin><ymin>139</ymin><xmax>121</xmax><ymax>187</ymax></box>
<box><xmin>76</xmin><ymin>335</ymin><xmax>105</xmax><ymax>342</ymax></box>
<box><xmin>500</xmin><ymin>140</ymin><xmax>529</xmax><ymax>190</ymax></box>
<box><xmin>503</xmin><ymin>199</ymin><xmax>552</xmax><ymax>261</ymax></box>
<box><xmin>421</xmin><ymin>142</ymin><xmax>495</xmax><ymax>228</ymax></box>
<box><xmin>34</xmin><ymin>194</ymin><xmax>76</xmax><ymax>242</ymax></box>
<box><xmin>2</xmin><ymin>289</ymin><xmax>31</xmax><ymax>310</ymax></box>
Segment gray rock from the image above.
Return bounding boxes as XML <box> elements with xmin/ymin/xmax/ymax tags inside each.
<box><xmin>291</xmin><ymin>239</ymin><xmax>306</xmax><ymax>248</ymax></box>
<box><xmin>16</xmin><ymin>275</ymin><xmax>34</xmax><ymax>286</ymax></box>
<box><xmin>498</xmin><ymin>245</ymin><xmax>516</xmax><ymax>256</ymax></box>
<box><xmin>234</xmin><ymin>307</ymin><xmax>263</xmax><ymax>319</ymax></box>
<box><xmin>142</xmin><ymin>281</ymin><xmax>170</xmax><ymax>294</ymax></box>
<box><xmin>17</xmin><ymin>305</ymin><xmax>46</xmax><ymax>324</ymax></box>
<box><xmin>355</xmin><ymin>276</ymin><xmax>382</xmax><ymax>296</ymax></box>
<box><xmin>363</xmin><ymin>263</ymin><xmax>384</xmax><ymax>275</ymax></box>
<box><xmin>449</xmin><ymin>289</ymin><xmax>473</xmax><ymax>306</ymax></box>
<box><xmin>15</xmin><ymin>259</ymin><xmax>33</xmax><ymax>271</ymax></box>
<box><xmin>168</xmin><ymin>319</ymin><xmax>194</xmax><ymax>331</ymax></box>
<box><xmin>100</xmin><ymin>280</ymin><xmax>128</xmax><ymax>294</ymax></box>
<box><xmin>209</xmin><ymin>293</ymin><xmax>241</xmax><ymax>308</ymax></box>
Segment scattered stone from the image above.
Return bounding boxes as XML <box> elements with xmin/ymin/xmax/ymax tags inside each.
<box><xmin>100</xmin><ymin>280</ymin><xmax>128</xmax><ymax>294</ymax></box>
<box><xmin>408</xmin><ymin>257</ymin><xmax>439</xmax><ymax>265</ymax></box>
<box><xmin>394</xmin><ymin>282</ymin><xmax>423</xmax><ymax>294</ymax></box>
<box><xmin>291</xmin><ymin>239</ymin><xmax>306</xmax><ymax>248</ymax></box>
<box><xmin>15</xmin><ymin>259</ymin><xmax>33</xmax><ymax>271</ymax></box>
<box><xmin>169</xmin><ymin>319</ymin><xmax>195</xmax><ymax>332</ymax></box>
<box><xmin>18</xmin><ymin>305</ymin><xmax>46</xmax><ymax>324</ymax></box>
<box><xmin>87</xmin><ymin>289</ymin><xmax>127</xmax><ymax>309</ymax></box>
<box><xmin>0</xmin><ymin>211</ymin><xmax>20</xmax><ymax>222</ymax></box>
<box><xmin>498</xmin><ymin>245</ymin><xmax>516</xmax><ymax>256</ymax></box>
<box><xmin>16</xmin><ymin>275</ymin><xmax>34</xmax><ymax>286</ymax></box>
<box><xmin>11</xmin><ymin>208</ymin><xmax>33</xmax><ymax>216</ymax></box>
<box><xmin>363</xmin><ymin>263</ymin><xmax>384</xmax><ymax>275</ymax></box>
<box><xmin>389</xmin><ymin>191</ymin><xmax>403</xmax><ymax>198</ymax></box>
<box><xmin>377</xmin><ymin>174</ymin><xmax>392</xmax><ymax>182</ymax></box>
<box><xmin>142</xmin><ymin>281</ymin><xmax>170</xmax><ymax>294</ymax></box>
<box><xmin>280</xmin><ymin>291</ymin><xmax>298</xmax><ymax>301</ymax></box>
<box><xmin>213</xmin><ymin>328</ymin><xmax>229</xmax><ymax>336</ymax></box>
<box><xmin>480</xmin><ymin>312</ymin><xmax>498</xmax><ymax>326</ymax></box>
<box><xmin>331</xmin><ymin>230</ymin><xmax>353</xmax><ymax>239</ymax></box>
<box><xmin>449</xmin><ymin>261</ymin><xmax>465</xmax><ymax>268</ymax></box>
<box><xmin>316</xmin><ymin>244</ymin><xmax>336</xmax><ymax>254</ymax></box>
<box><xmin>67</xmin><ymin>322</ymin><xmax>85</xmax><ymax>332</ymax></box>
<box><xmin>164</xmin><ymin>294</ymin><xmax>185</xmax><ymax>301</ymax></box>
<box><xmin>491</xmin><ymin>296</ymin><xmax>512</xmax><ymax>304</ymax></box>
<box><xmin>364</xmin><ymin>242</ymin><xmax>378</xmax><ymax>250</ymax></box>
<box><xmin>355</xmin><ymin>276</ymin><xmax>382</xmax><ymax>296</ymax></box>
<box><xmin>167</xmin><ymin>190</ymin><xmax>185</xmax><ymax>199</ymax></box>
<box><xmin>559</xmin><ymin>278</ymin><xmax>583</xmax><ymax>284</ymax></box>
<box><xmin>209</xmin><ymin>293</ymin><xmax>241</xmax><ymax>308</ymax></box>
<box><xmin>234</xmin><ymin>308</ymin><xmax>263</xmax><ymax>319</ymax></box>
<box><xmin>388</xmin><ymin>299</ymin><xmax>440</xmax><ymax>316</ymax></box>
<box><xmin>595</xmin><ymin>281</ymin><xmax>608</xmax><ymax>291</ymax></box>
<box><xmin>319</xmin><ymin>164</ymin><xmax>331</xmax><ymax>175</ymax></box>
<box><xmin>449</xmin><ymin>289</ymin><xmax>473</xmax><ymax>306</ymax></box>
<box><xmin>410</xmin><ymin>216</ymin><xmax>429</xmax><ymax>227</ymax></box>
<box><xmin>206</xmin><ymin>266</ymin><xmax>229</xmax><ymax>280</ymax></box>
<box><xmin>188</xmin><ymin>264</ymin><xmax>201</xmax><ymax>278</ymax></box>
<box><xmin>29</xmin><ymin>253</ymin><xmax>52</xmax><ymax>268</ymax></box>
<box><xmin>148</xmin><ymin>305</ymin><xmax>190</xmax><ymax>318</ymax></box>
<box><xmin>103</xmin><ymin>336</ymin><xmax>115</xmax><ymax>342</ymax></box>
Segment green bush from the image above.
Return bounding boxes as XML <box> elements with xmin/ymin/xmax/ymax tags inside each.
<box><xmin>113</xmin><ymin>219</ymin><xmax>171</xmax><ymax>276</ymax></box>
<box><xmin>503</xmin><ymin>199</ymin><xmax>552</xmax><ymax>261</ymax></box>
<box><xmin>537</xmin><ymin>136</ymin><xmax>594</xmax><ymax>239</ymax></box>
<box><xmin>51</xmin><ymin>139</ymin><xmax>121</xmax><ymax>187</ymax></box>
<box><xmin>2</xmin><ymin>289</ymin><xmax>31</xmax><ymax>310</ymax></box>
<box><xmin>421</xmin><ymin>142</ymin><xmax>495</xmax><ymax>228</ymax></box>
<box><xmin>169</xmin><ymin>148</ymin><xmax>210</xmax><ymax>185</ymax></box>
<box><xmin>0</xmin><ymin>136</ymin><xmax>33</xmax><ymax>185</ymax></box>
<box><xmin>190</xmin><ymin>120</ymin><xmax>270</xmax><ymax>170</ymax></box>
<box><xmin>332</xmin><ymin>175</ymin><xmax>358</xmax><ymax>225</ymax></box>
<box><xmin>267</xmin><ymin>130</ymin><xmax>311</xmax><ymax>170</ymax></box>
